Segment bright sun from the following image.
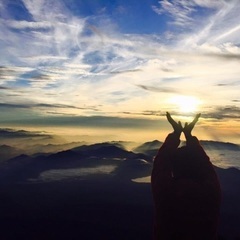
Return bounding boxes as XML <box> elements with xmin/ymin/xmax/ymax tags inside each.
<box><xmin>169</xmin><ymin>95</ymin><xmax>201</xmax><ymax>113</ymax></box>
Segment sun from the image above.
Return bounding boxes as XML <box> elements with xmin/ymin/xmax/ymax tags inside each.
<box><xmin>168</xmin><ymin>95</ymin><xmax>201</xmax><ymax>113</ymax></box>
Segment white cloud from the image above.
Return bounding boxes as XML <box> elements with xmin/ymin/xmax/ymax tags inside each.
<box><xmin>221</xmin><ymin>42</ymin><xmax>240</xmax><ymax>54</ymax></box>
<box><xmin>0</xmin><ymin>0</ymin><xmax>240</xmax><ymax>124</ymax></box>
<box><xmin>158</xmin><ymin>0</ymin><xmax>240</xmax><ymax>49</ymax></box>
<box><xmin>193</xmin><ymin>0</ymin><xmax>225</xmax><ymax>9</ymax></box>
<box><xmin>152</xmin><ymin>0</ymin><xmax>235</xmax><ymax>31</ymax></box>
<box><xmin>6</xmin><ymin>20</ymin><xmax>52</xmax><ymax>29</ymax></box>
<box><xmin>22</xmin><ymin>0</ymin><xmax>67</xmax><ymax>22</ymax></box>
<box><xmin>152</xmin><ymin>0</ymin><xmax>196</xmax><ymax>27</ymax></box>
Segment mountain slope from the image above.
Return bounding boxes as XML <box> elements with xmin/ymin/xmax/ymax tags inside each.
<box><xmin>200</xmin><ymin>140</ymin><xmax>240</xmax><ymax>151</ymax></box>
<box><xmin>133</xmin><ymin>140</ymin><xmax>162</xmax><ymax>157</ymax></box>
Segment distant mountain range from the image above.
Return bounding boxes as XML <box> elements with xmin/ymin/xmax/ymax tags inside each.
<box><xmin>0</xmin><ymin>142</ymin><xmax>85</xmax><ymax>162</ymax></box>
<box><xmin>134</xmin><ymin>139</ymin><xmax>240</xmax><ymax>157</ymax></box>
<box><xmin>0</xmin><ymin>141</ymin><xmax>152</xmax><ymax>182</ymax></box>
<box><xmin>133</xmin><ymin>140</ymin><xmax>162</xmax><ymax>157</ymax></box>
<box><xmin>0</xmin><ymin>144</ymin><xmax>24</xmax><ymax>161</ymax></box>
<box><xmin>29</xmin><ymin>141</ymin><xmax>86</xmax><ymax>155</ymax></box>
<box><xmin>0</xmin><ymin>139</ymin><xmax>239</xmax><ymax>182</ymax></box>
<box><xmin>0</xmin><ymin>139</ymin><xmax>239</xmax><ymax>164</ymax></box>
<box><xmin>200</xmin><ymin>140</ymin><xmax>240</xmax><ymax>151</ymax></box>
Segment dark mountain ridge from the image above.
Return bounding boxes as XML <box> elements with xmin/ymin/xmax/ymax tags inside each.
<box><xmin>134</xmin><ymin>139</ymin><xmax>240</xmax><ymax>157</ymax></box>
<box><xmin>1</xmin><ymin>139</ymin><xmax>239</xmax><ymax>163</ymax></box>
<box><xmin>134</xmin><ymin>140</ymin><xmax>162</xmax><ymax>152</ymax></box>
<box><xmin>0</xmin><ymin>143</ymin><xmax>151</xmax><ymax>182</ymax></box>
<box><xmin>0</xmin><ymin>144</ymin><xmax>24</xmax><ymax>161</ymax></box>
<box><xmin>200</xmin><ymin>140</ymin><xmax>240</xmax><ymax>151</ymax></box>
<box><xmin>133</xmin><ymin>140</ymin><xmax>162</xmax><ymax>157</ymax></box>
<box><xmin>72</xmin><ymin>142</ymin><xmax>126</xmax><ymax>152</ymax></box>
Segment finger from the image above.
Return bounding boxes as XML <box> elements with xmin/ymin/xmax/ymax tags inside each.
<box><xmin>178</xmin><ymin>121</ymin><xmax>183</xmax><ymax>132</ymax></box>
<box><xmin>194</xmin><ymin>113</ymin><xmax>201</xmax><ymax>121</ymax></box>
<box><xmin>166</xmin><ymin>112</ymin><xmax>170</xmax><ymax>120</ymax></box>
<box><xmin>184</xmin><ymin>122</ymin><xmax>188</xmax><ymax>128</ymax></box>
<box><xmin>192</xmin><ymin>113</ymin><xmax>201</xmax><ymax>125</ymax></box>
<box><xmin>166</xmin><ymin>112</ymin><xmax>174</xmax><ymax>124</ymax></box>
<box><xmin>166</xmin><ymin>112</ymin><xmax>171</xmax><ymax>120</ymax></box>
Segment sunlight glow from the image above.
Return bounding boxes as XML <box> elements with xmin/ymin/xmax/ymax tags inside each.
<box><xmin>169</xmin><ymin>96</ymin><xmax>201</xmax><ymax>113</ymax></box>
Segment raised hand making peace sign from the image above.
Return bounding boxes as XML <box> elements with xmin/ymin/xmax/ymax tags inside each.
<box><xmin>166</xmin><ymin>112</ymin><xmax>201</xmax><ymax>139</ymax></box>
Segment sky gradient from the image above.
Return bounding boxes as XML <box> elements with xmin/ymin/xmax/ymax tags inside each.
<box><xmin>0</xmin><ymin>0</ymin><xmax>240</xmax><ymax>143</ymax></box>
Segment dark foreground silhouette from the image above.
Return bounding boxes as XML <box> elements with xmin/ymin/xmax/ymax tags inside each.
<box><xmin>0</xmin><ymin>178</ymin><xmax>153</xmax><ymax>240</ymax></box>
<box><xmin>152</xmin><ymin>113</ymin><xmax>221</xmax><ymax>240</ymax></box>
<box><xmin>0</xmin><ymin>124</ymin><xmax>239</xmax><ymax>239</ymax></box>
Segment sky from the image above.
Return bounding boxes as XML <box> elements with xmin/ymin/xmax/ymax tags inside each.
<box><xmin>0</xmin><ymin>0</ymin><xmax>240</xmax><ymax>144</ymax></box>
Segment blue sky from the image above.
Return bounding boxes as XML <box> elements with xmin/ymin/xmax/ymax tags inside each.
<box><xmin>0</xmin><ymin>0</ymin><xmax>240</xmax><ymax>143</ymax></box>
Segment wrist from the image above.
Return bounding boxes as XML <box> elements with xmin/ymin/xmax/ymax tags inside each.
<box><xmin>184</xmin><ymin>133</ymin><xmax>192</xmax><ymax>140</ymax></box>
<box><xmin>173</xmin><ymin>131</ymin><xmax>181</xmax><ymax>139</ymax></box>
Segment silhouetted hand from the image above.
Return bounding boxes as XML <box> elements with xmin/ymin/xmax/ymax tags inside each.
<box><xmin>183</xmin><ymin>113</ymin><xmax>201</xmax><ymax>139</ymax></box>
<box><xmin>166</xmin><ymin>112</ymin><xmax>182</xmax><ymax>138</ymax></box>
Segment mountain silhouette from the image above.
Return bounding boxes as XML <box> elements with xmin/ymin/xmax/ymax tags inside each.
<box><xmin>0</xmin><ymin>154</ymin><xmax>33</xmax><ymax>182</ymax></box>
<box><xmin>27</xmin><ymin>142</ymin><xmax>86</xmax><ymax>155</ymax></box>
<box><xmin>0</xmin><ymin>144</ymin><xmax>24</xmax><ymax>162</ymax></box>
<box><xmin>72</xmin><ymin>143</ymin><xmax>150</xmax><ymax>160</ymax></box>
<box><xmin>72</xmin><ymin>142</ymin><xmax>125</xmax><ymax>152</ymax></box>
<box><xmin>47</xmin><ymin>150</ymin><xmax>82</xmax><ymax>161</ymax></box>
<box><xmin>0</xmin><ymin>143</ymin><xmax>152</xmax><ymax>182</ymax></box>
<box><xmin>1</xmin><ymin>139</ymin><xmax>239</xmax><ymax>183</ymax></box>
<box><xmin>133</xmin><ymin>140</ymin><xmax>162</xmax><ymax>157</ymax></box>
<box><xmin>200</xmin><ymin>140</ymin><xmax>240</xmax><ymax>151</ymax></box>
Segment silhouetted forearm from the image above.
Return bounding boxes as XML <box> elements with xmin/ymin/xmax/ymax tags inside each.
<box><xmin>151</xmin><ymin>133</ymin><xmax>180</xmax><ymax>202</ymax></box>
<box><xmin>186</xmin><ymin>135</ymin><xmax>221</xmax><ymax>192</ymax></box>
<box><xmin>153</xmin><ymin>132</ymin><xmax>180</xmax><ymax>174</ymax></box>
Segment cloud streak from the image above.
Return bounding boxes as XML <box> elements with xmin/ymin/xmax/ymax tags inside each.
<box><xmin>0</xmin><ymin>102</ymin><xmax>100</xmax><ymax>112</ymax></box>
<box><xmin>0</xmin><ymin>115</ymin><xmax>165</xmax><ymax>130</ymax></box>
<box><xmin>205</xmin><ymin>106</ymin><xmax>240</xmax><ymax>120</ymax></box>
<box><xmin>137</xmin><ymin>84</ymin><xmax>178</xmax><ymax>93</ymax></box>
<box><xmin>0</xmin><ymin>128</ymin><xmax>52</xmax><ymax>139</ymax></box>
<box><xmin>0</xmin><ymin>0</ymin><xmax>239</xmax><ymax>141</ymax></box>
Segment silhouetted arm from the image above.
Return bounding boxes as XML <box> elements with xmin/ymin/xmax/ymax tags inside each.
<box><xmin>182</xmin><ymin>113</ymin><xmax>212</xmax><ymax>170</ymax></box>
<box><xmin>151</xmin><ymin>132</ymin><xmax>180</xmax><ymax>240</ymax></box>
<box><xmin>185</xmin><ymin>114</ymin><xmax>221</xmax><ymax>216</ymax></box>
<box><xmin>152</xmin><ymin>113</ymin><xmax>221</xmax><ymax>239</ymax></box>
<box><xmin>152</xmin><ymin>132</ymin><xmax>180</xmax><ymax>183</ymax></box>
<box><xmin>187</xmin><ymin>135</ymin><xmax>221</xmax><ymax>187</ymax></box>
<box><xmin>151</xmin><ymin>113</ymin><xmax>181</xmax><ymax>203</ymax></box>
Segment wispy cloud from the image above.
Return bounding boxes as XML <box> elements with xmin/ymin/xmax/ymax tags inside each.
<box><xmin>0</xmin><ymin>115</ymin><xmax>164</xmax><ymax>129</ymax></box>
<box><xmin>0</xmin><ymin>0</ymin><xmax>240</xmax><ymax>135</ymax></box>
<box><xmin>6</xmin><ymin>20</ymin><xmax>53</xmax><ymax>30</ymax></box>
<box><xmin>216</xmin><ymin>80</ymin><xmax>240</xmax><ymax>87</ymax></box>
<box><xmin>0</xmin><ymin>102</ymin><xmax>100</xmax><ymax>112</ymax></box>
<box><xmin>152</xmin><ymin>0</ymin><xmax>197</xmax><ymax>27</ymax></box>
<box><xmin>203</xmin><ymin>105</ymin><xmax>240</xmax><ymax>119</ymax></box>
<box><xmin>137</xmin><ymin>84</ymin><xmax>178</xmax><ymax>93</ymax></box>
<box><xmin>152</xmin><ymin>0</ymin><xmax>226</xmax><ymax>28</ymax></box>
<box><xmin>0</xmin><ymin>66</ymin><xmax>33</xmax><ymax>82</ymax></box>
<box><xmin>0</xmin><ymin>128</ymin><xmax>52</xmax><ymax>139</ymax></box>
